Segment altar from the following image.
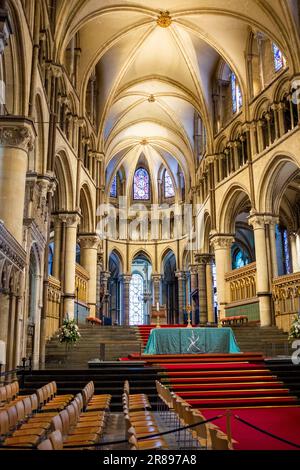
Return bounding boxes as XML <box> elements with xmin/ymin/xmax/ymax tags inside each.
<box><xmin>143</xmin><ymin>327</ymin><xmax>240</xmax><ymax>354</ymax></box>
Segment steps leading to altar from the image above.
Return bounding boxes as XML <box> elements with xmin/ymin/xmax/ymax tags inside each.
<box><xmin>45</xmin><ymin>326</ymin><xmax>142</xmax><ymax>367</ymax></box>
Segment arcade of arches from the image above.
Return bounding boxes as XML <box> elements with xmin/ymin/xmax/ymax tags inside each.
<box><xmin>0</xmin><ymin>0</ymin><xmax>300</xmax><ymax>369</ymax></box>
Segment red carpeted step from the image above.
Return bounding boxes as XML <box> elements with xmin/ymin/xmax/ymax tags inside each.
<box><xmin>177</xmin><ymin>388</ymin><xmax>291</xmax><ymax>398</ymax></box>
<box><xmin>163</xmin><ymin>369</ymin><xmax>273</xmax><ymax>377</ymax></box>
<box><xmin>171</xmin><ymin>381</ymin><xmax>284</xmax><ymax>391</ymax></box>
<box><xmin>166</xmin><ymin>375</ymin><xmax>277</xmax><ymax>383</ymax></box>
<box><xmin>162</xmin><ymin>362</ymin><xmax>266</xmax><ymax>370</ymax></box>
<box><xmin>185</xmin><ymin>396</ymin><xmax>298</xmax><ymax>407</ymax></box>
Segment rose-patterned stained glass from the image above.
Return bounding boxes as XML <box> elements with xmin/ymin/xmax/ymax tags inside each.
<box><xmin>272</xmin><ymin>43</ymin><xmax>284</xmax><ymax>72</ymax></box>
<box><xmin>133</xmin><ymin>168</ymin><xmax>150</xmax><ymax>200</ymax></box>
<box><xmin>129</xmin><ymin>273</ymin><xmax>144</xmax><ymax>325</ymax></box>
<box><xmin>164</xmin><ymin>170</ymin><xmax>175</xmax><ymax>198</ymax></box>
<box><xmin>110</xmin><ymin>175</ymin><xmax>117</xmax><ymax>198</ymax></box>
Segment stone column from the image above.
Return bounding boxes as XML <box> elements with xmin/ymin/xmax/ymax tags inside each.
<box><xmin>195</xmin><ymin>254</ymin><xmax>212</xmax><ymax>324</ymax></box>
<box><xmin>248</xmin><ymin>214</ymin><xmax>272</xmax><ymax>326</ymax></box>
<box><xmin>59</xmin><ymin>213</ymin><xmax>80</xmax><ymax>319</ymax></box>
<box><xmin>53</xmin><ymin>216</ymin><xmax>62</xmax><ymax>279</ymax></box>
<box><xmin>188</xmin><ymin>264</ymin><xmax>198</xmax><ymax>324</ymax></box>
<box><xmin>79</xmin><ymin>234</ymin><xmax>100</xmax><ymax>317</ymax></box>
<box><xmin>290</xmin><ymin>232</ymin><xmax>300</xmax><ymax>273</ymax></box>
<box><xmin>0</xmin><ymin>118</ymin><xmax>36</xmax><ymax>243</ymax></box>
<box><xmin>267</xmin><ymin>216</ymin><xmax>279</xmax><ymax>279</ymax></box>
<box><xmin>206</xmin><ymin>257</ymin><xmax>215</xmax><ymax>323</ymax></box>
<box><xmin>152</xmin><ymin>274</ymin><xmax>162</xmax><ymax>306</ymax></box>
<box><xmin>121</xmin><ymin>274</ymin><xmax>131</xmax><ymax>326</ymax></box>
<box><xmin>210</xmin><ymin>234</ymin><xmax>234</xmax><ymax>320</ymax></box>
<box><xmin>100</xmin><ymin>270</ymin><xmax>110</xmax><ymax>319</ymax></box>
<box><xmin>175</xmin><ymin>271</ymin><xmax>186</xmax><ymax>324</ymax></box>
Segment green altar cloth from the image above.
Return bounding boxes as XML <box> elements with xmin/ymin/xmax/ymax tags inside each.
<box><xmin>144</xmin><ymin>327</ymin><xmax>240</xmax><ymax>354</ymax></box>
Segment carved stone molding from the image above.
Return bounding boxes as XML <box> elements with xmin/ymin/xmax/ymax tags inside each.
<box><xmin>0</xmin><ymin>118</ymin><xmax>36</xmax><ymax>151</ymax></box>
<box><xmin>0</xmin><ymin>220</ymin><xmax>26</xmax><ymax>271</ymax></box>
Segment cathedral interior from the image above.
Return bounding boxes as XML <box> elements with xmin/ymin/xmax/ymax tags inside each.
<box><xmin>0</xmin><ymin>0</ymin><xmax>300</xmax><ymax>454</ymax></box>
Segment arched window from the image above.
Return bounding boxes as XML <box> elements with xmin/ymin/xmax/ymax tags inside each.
<box><xmin>272</xmin><ymin>43</ymin><xmax>285</xmax><ymax>72</ymax></box>
<box><xmin>129</xmin><ymin>273</ymin><xmax>144</xmax><ymax>325</ymax></box>
<box><xmin>76</xmin><ymin>243</ymin><xmax>81</xmax><ymax>264</ymax></box>
<box><xmin>232</xmin><ymin>245</ymin><xmax>249</xmax><ymax>270</ymax></box>
<box><xmin>231</xmin><ymin>73</ymin><xmax>242</xmax><ymax>114</ymax></box>
<box><xmin>133</xmin><ymin>168</ymin><xmax>150</xmax><ymax>200</ymax></box>
<box><xmin>48</xmin><ymin>242</ymin><xmax>54</xmax><ymax>276</ymax></box>
<box><xmin>276</xmin><ymin>225</ymin><xmax>291</xmax><ymax>275</ymax></box>
<box><xmin>164</xmin><ymin>170</ymin><xmax>175</xmax><ymax>198</ymax></box>
<box><xmin>110</xmin><ymin>175</ymin><xmax>117</xmax><ymax>198</ymax></box>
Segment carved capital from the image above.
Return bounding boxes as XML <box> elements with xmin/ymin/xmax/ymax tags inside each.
<box><xmin>248</xmin><ymin>213</ymin><xmax>266</xmax><ymax>230</ymax></box>
<box><xmin>175</xmin><ymin>270</ymin><xmax>186</xmax><ymax>280</ymax></box>
<box><xmin>0</xmin><ymin>118</ymin><xmax>36</xmax><ymax>151</ymax></box>
<box><xmin>210</xmin><ymin>233</ymin><xmax>234</xmax><ymax>250</ymax></box>
<box><xmin>195</xmin><ymin>253</ymin><xmax>214</xmax><ymax>265</ymax></box>
<box><xmin>59</xmin><ymin>212</ymin><xmax>81</xmax><ymax>228</ymax></box>
<box><xmin>120</xmin><ymin>274</ymin><xmax>131</xmax><ymax>284</ymax></box>
<box><xmin>152</xmin><ymin>274</ymin><xmax>162</xmax><ymax>283</ymax></box>
<box><xmin>79</xmin><ymin>234</ymin><xmax>101</xmax><ymax>250</ymax></box>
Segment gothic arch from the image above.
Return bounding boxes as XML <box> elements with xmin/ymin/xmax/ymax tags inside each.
<box><xmin>53</xmin><ymin>150</ymin><xmax>75</xmax><ymax>211</ymax></box>
<box><xmin>218</xmin><ymin>184</ymin><xmax>252</xmax><ymax>233</ymax></box>
<box><xmin>257</xmin><ymin>153</ymin><xmax>300</xmax><ymax>214</ymax></box>
<box><xmin>79</xmin><ymin>184</ymin><xmax>94</xmax><ymax>233</ymax></box>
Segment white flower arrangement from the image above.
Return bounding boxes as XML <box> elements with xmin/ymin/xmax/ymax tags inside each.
<box><xmin>288</xmin><ymin>315</ymin><xmax>300</xmax><ymax>342</ymax></box>
<box><xmin>58</xmin><ymin>318</ymin><xmax>81</xmax><ymax>344</ymax></box>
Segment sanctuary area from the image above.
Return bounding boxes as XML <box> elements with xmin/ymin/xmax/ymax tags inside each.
<box><xmin>0</xmin><ymin>0</ymin><xmax>300</xmax><ymax>454</ymax></box>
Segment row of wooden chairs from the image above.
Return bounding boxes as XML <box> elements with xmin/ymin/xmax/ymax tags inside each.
<box><xmin>82</xmin><ymin>381</ymin><xmax>111</xmax><ymax>412</ymax></box>
<box><xmin>49</xmin><ymin>392</ymin><xmax>108</xmax><ymax>449</ymax></box>
<box><xmin>0</xmin><ymin>394</ymin><xmax>56</xmax><ymax>448</ymax></box>
<box><xmin>156</xmin><ymin>381</ymin><xmax>233</xmax><ymax>450</ymax></box>
<box><xmin>0</xmin><ymin>382</ymin><xmax>20</xmax><ymax>407</ymax></box>
<box><xmin>123</xmin><ymin>381</ymin><xmax>168</xmax><ymax>450</ymax></box>
<box><xmin>37</xmin><ymin>381</ymin><xmax>74</xmax><ymax>412</ymax></box>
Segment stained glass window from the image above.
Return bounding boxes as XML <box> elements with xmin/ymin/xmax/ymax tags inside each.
<box><xmin>231</xmin><ymin>73</ymin><xmax>242</xmax><ymax>114</ymax></box>
<box><xmin>129</xmin><ymin>273</ymin><xmax>144</xmax><ymax>325</ymax></box>
<box><xmin>283</xmin><ymin>229</ymin><xmax>291</xmax><ymax>274</ymax></box>
<box><xmin>164</xmin><ymin>170</ymin><xmax>175</xmax><ymax>198</ymax></box>
<box><xmin>272</xmin><ymin>43</ymin><xmax>284</xmax><ymax>72</ymax></box>
<box><xmin>231</xmin><ymin>245</ymin><xmax>249</xmax><ymax>270</ymax></box>
<box><xmin>231</xmin><ymin>73</ymin><xmax>237</xmax><ymax>113</ymax></box>
<box><xmin>48</xmin><ymin>242</ymin><xmax>54</xmax><ymax>276</ymax></box>
<box><xmin>133</xmin><ymin>168</ymin><xmax>150</xmax><ymax>200</ymax></box>
<box><xmin>110</xmin><ymin>175</ymin><xmax>117</xmax><ymax>198</ymax></box>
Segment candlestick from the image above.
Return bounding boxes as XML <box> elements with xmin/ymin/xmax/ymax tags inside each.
<box><xmin>156</xmin><ymin>312</ymin><xmax>161</xmax><ymax>328</ymax></box>
<box><xmin>186</xmin><ymin>304</ymin><xmax>192</xmax><ymax>328</ymax></box>
<box><xmin>156</xmin><ymin>302</ymin><xmax>159</xmax><ymax>311</ymax></box>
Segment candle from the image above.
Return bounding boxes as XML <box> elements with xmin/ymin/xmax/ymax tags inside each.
<box><xmin>156</xmin><ymin>302</ymin><xmax>159</xmax><ymax>311</ymax></box>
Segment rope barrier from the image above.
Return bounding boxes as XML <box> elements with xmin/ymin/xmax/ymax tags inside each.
<box><xmin>0</xmin><ymin>414</ymin><xmax>223</xmax><ymax>450</ymax></box>
<box><xmin>233</xmin><ymin>415</ymin><xmax>300</xmax><ymax>449</ymax></box>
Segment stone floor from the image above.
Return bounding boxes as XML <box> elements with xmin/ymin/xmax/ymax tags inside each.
<box><xmin>100</xmin><ymin>411</ymin><xmax>203</xmax><ymax>451</ymax></box>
